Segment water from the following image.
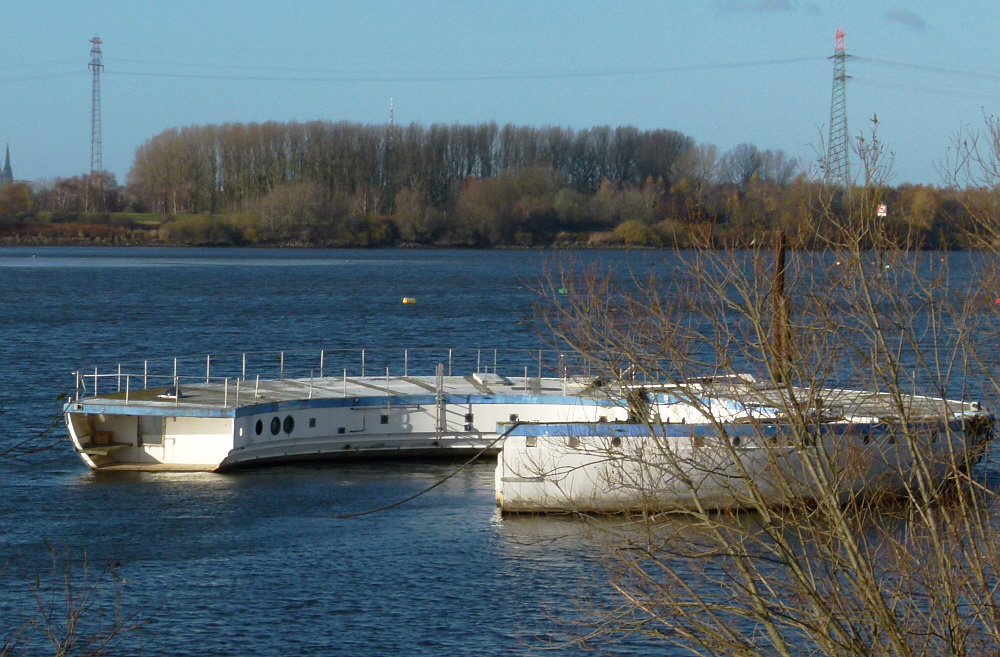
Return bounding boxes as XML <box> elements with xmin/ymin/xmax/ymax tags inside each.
<box><xmin>1</xmin><ymin>247</ymin><xmax>998</xmax><ymax>656</ymax></box>
<box><xmin>0</xmin><ymin>247</ymin><xmax>638</xmax><ymax>656</ymax></box>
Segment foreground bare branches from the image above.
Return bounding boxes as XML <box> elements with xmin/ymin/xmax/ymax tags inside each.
<box><xmin>528</xmin><ymin>127</ymin><xmax>1000</xmax><ymax>655</ymax></box>
<box><xmin>2</xmin><ymin>547</ymin><xmax>153</xmax><ymax>657</ymax></box>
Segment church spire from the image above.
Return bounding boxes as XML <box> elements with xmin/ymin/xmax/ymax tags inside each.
<box><xmin>1</xmin><ymin>144</ymin><xmax>12</xmax><ymax>186</ymax></box>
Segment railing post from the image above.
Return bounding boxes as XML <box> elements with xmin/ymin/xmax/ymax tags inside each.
<box><xmin>144</xmin><ymin>360</ymin><xmax>148</xmax><ymax>389</ymax></box>
<box><xmin>173</xmin><ymin>357</ymin><xmax>178</xmax><ymax>382</ymax></box>
<box><xmin>224</xmin><ymin>377</ymin><xmax>229</xmax><ymax>407</ymax></box>
<box><xmin>309</xmin><ymin>370</ymin><xmax>314</xmax><ymax>400</ymax></box>
<box><xmin>538</xmin><ymin>349</ymin><xmax>543</xmax><ymax>379</ymax></box>
<box><xmin>404</xmin><ymin>349</ymin><xmax>409</xmax><ymax>377</ymax></box>
<box><xmin>494</xmin><ymin>350</ymin><xmax>497</xmax><ymax>376</ymax></box>
<box><xmin>254</xmin><ymin>374</ymin><xmax>259</xmax><ymax>401</ymax></box>
<box><xmin>94</xmin><ymin>367</ymin><xmax>98</xmax><ymax>396</ymax></box>
<box><xmin>320</xmin><ymin>350</ymin><xmax>324</xmax><ymax>379</ymax></box>
<box><xmin>206</xmin><ymin>354</ymin><xmax>211</xmax><ymax>384</ymax></box>
<box><xmin>343</xmin><ymin>369</ymin><xmax>347</xmax><ymax>397</ymax></box>
<box><xmin>448</xmin><ymin>348</ymin><xmax>452</xmax><ymax>377</ymax></box>
<box><xmin>174</xmin><ymin>376</ymin><xmax>179</xmax><ymax>407</ymax></box>
<box><xmin>477</xmin><ymin>349</ymin><xmax>481</xmax><ymax>373</ymax></box>
<box><xmin>125</xmin><ymin>374</ymin><xmax>130</xmax><ymax>405</ymax></box>
<box><xmin>242</xmin><ymin>353</ymin><xmax>246</xmax><ymax>380</ymax></box>
<box><xmin>280</xmin><ymin>351</ymin><xmax>284</xmax><ymax>380</ymax></box>
<box><xmin>361</xmin><ymin>349</ymin><xmax>366</xmax><ymax>378</ymax></box>
<box><xmin>117</xmin><ymin>363</ymin><xmax>122</xmax><ymax>392</ymax></box>
<box><xmin>236</xmin><ymin>378</ymin><xmax>240</xmax><ymax>406</ymax></box>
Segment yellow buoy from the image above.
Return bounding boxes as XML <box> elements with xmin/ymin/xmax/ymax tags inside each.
<box><xmin>402</xmin><ymin>297</ymin><xmax>417</xmax><ymax>305</ymax></box>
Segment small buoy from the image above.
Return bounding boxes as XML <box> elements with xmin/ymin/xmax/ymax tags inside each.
<box><xmin>557</xmin><ymin>288</ymin><xmax>568</xmax><ymax>295</ymax></box>
<box><xmin>402</xmin><ymin>297</ymin><xmax>417</xmax><ymax>305</ymax></box>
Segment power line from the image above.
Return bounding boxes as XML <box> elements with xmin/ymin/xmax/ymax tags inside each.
<box><xmin>0</xmin><ymin>71</ymin><xmax>86</xmax><ymax>83</ymax></box>
<box><xmin>102</xmin><ymin>56</ymin><xmax>826</xmax><ymax>83</ymax></box>
<box><xmin>852</xmin><ymin>76</ymin><xmax>1000</xmax><ymax>104</ymax></box>
<box><xmin>853</xmin><ymin>56</ymin><xmax>1000</xmax><ymax>83</ymax></box>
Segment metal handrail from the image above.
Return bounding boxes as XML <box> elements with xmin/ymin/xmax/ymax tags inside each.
<box><xmin>70</xmin><ymin>347</ymin><xmax>600</xmax><ymax>404</ymax></box>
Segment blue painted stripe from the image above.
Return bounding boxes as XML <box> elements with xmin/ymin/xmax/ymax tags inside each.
<box><xmin>64</xmin><ymin>403</ymin><xmax>236</xmax><ymax>419</ymax></box>
<box><xmin>501</xmin><ymin>420</ymin><xmax>960</xmax><ymax>438</ymax></box>
<box><xmin>64</xmin><ymin>393</ymin><xmax>620</xmax><ymax>420</ymax></box>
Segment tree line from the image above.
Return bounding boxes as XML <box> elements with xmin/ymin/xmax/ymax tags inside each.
<box><xmin>0</xmin><ymin>120</ymin><xmax>983</xmax><ymax>248</ymax></box>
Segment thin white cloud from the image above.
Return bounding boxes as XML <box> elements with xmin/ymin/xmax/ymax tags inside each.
<box><xmin>883</xmin><ymin>7</ymin><xmax>927</xmax><ymax>30</ymax></box>
<box><xmin>717</xmin><ymin>0</ymin><xmax>795</xmax><ymax>11</ymax></box>
<box><xmin>716</xmin><ymin>0</ymin><xmax>821</xmax><ymax>13</ymax></box>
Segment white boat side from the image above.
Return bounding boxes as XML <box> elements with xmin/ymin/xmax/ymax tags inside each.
<box><xmin>64</xmin><ymin>370</ymin><xmax>628</xmax><ymax>471</ymax></box>
<box><xmin>496</xmin><ymin>383</ymin><xmax>995</xmax><ymax>513</ymax></box>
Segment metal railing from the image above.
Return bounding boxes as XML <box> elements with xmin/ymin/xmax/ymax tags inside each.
<box><xmin>70</xmin><ymin>347</ymin><xmax>602</xmax><ymax>407</ymax></box>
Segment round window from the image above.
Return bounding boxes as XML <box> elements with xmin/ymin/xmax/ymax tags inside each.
<box><xmin>270</xmin><ymin>417</ymin><xmax>281</xmax><ymax>435</ymax></box>
<box><xmin>283</xmin><ymin>415</ymin><xmax>295</xmax><ymax>434</ymax></box>
<box><xmin>255</xmin><ymin>419</ymin><xmax>263</xmax><ymax>436</ymax></box>
<box><xmin>611</xmin><ymin>436</ymin><xmax>622</xmax><ymax>448</ymax></box>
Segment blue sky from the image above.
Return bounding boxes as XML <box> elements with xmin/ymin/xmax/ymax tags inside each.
<box><xmin>2</xmin><ymin>1</ymin><xmax>999</xmax><ymax>186</ymax></box>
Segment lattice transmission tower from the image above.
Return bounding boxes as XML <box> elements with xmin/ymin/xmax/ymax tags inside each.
<box><xmin>825</xmin><ymin>28</ymin><xmax>850</xmax><ymax>187</ymax></box>
<box><xmin>89</xmin><ymin>35</ymin><xmax>104</xmax><ymax>175</ymax></box>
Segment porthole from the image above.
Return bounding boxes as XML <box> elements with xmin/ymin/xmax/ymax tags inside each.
<box><xmin>862</xmin><ymin>434</ymin><xmax>870</xmax><ymax>445</ymax></box>
<box><xmin>255</xmin><ymin>420</ymin><xmax>263</xmax><ymax>436</ymax></box>
<box><xmin>270</xmin><ymin>417</ymin><xmax>281</xmax><ymax>435</ymax></box>
<box><xmin>380</xmin><ymin>414</ymin><xmax>389</xmax><ymax>425</ymax></box>
<box><xmin>732</xmin><ymin>435</ymin><xmax>742</xmax><ymax>447</ymax></box>
<box><xmin>283</xmin><ymin>415</ymin><xmax>294</xmax><ymax>434</ymax></box>
<box><xmin>611</xmin><ymin>436</ymin><xmax>622</xmax><ymax>448</ymax></box>
<box><xmin>309</xmin><ymin>418</ymin><xmax>316</xmax><ymax>428</ymax></box>
<box><xmin>568</xmin><ymin>436</ymin><xmax>580</xmax><ymax>449</ymax></box>
<box><xmin>338</xmin><ymin>427</ymin><xmax>346</xmax><ymax>435</ymax></box>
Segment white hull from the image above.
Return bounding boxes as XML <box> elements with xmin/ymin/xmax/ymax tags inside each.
<box><xmin>496</xmin><ymin>414</ymin><xmax>993</xmax><ymax>513</ymax></box>
<box><xmin>64</xmin><ymin>372</ymin><xmax>626</xmax><ymax>471</ymax></box>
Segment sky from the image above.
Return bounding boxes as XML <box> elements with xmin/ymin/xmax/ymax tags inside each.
<box><xmin>3</xmin><ymin>0</ymin><xmax>1000</xmax><ymax>187</ymax></box>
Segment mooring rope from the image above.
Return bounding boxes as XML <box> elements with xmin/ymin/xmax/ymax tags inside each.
<box><xmin>329</xmin><ymin>422</ymin><xmax>522</xmax><ymax>519</ymax></box>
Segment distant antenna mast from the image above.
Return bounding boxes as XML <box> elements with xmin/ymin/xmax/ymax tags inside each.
<box><xmin>389</xmin><ymin>97</ymin><xmax>394</xmax><ymax>147</ymax></box>
<box><xmin>825</xmin><ymin>27</ymin><xmax>850</xmax><ymax>187</ymax></box>
<box><xmin>89</xmin><ymin>35</ymin><xmax>104</xmax><ymax>175</ymax></box>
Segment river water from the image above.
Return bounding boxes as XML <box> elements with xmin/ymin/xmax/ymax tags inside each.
<box><xmin>1</xmin><ymin>247</ymin><xmax>997</xmax><ymax>656</ymax></box>
<box><xmin>0</xmin><ymin>247</ymin><xmax>656</xmax><ymax>656</ymax></box>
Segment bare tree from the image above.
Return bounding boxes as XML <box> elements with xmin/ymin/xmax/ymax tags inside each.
<box><xmin>526</xmin><ymin>124</ymin><xmax>1000</xmax><ymax>655</ymax></box>
<box><xmin>2</xmin><ymin>547</ymin><xmax>153</xmax><ymax>657</ymax></box>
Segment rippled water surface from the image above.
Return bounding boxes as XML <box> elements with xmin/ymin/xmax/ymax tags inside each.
<box><xmin>1</xmin><ymin>247</ymin><xmax>997</xmax><ymax>656</ymax></box>
<box><xmin>0</xmin><ymin>247</ymin><xmax>651</xmax><ymax>656</ymax></box>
